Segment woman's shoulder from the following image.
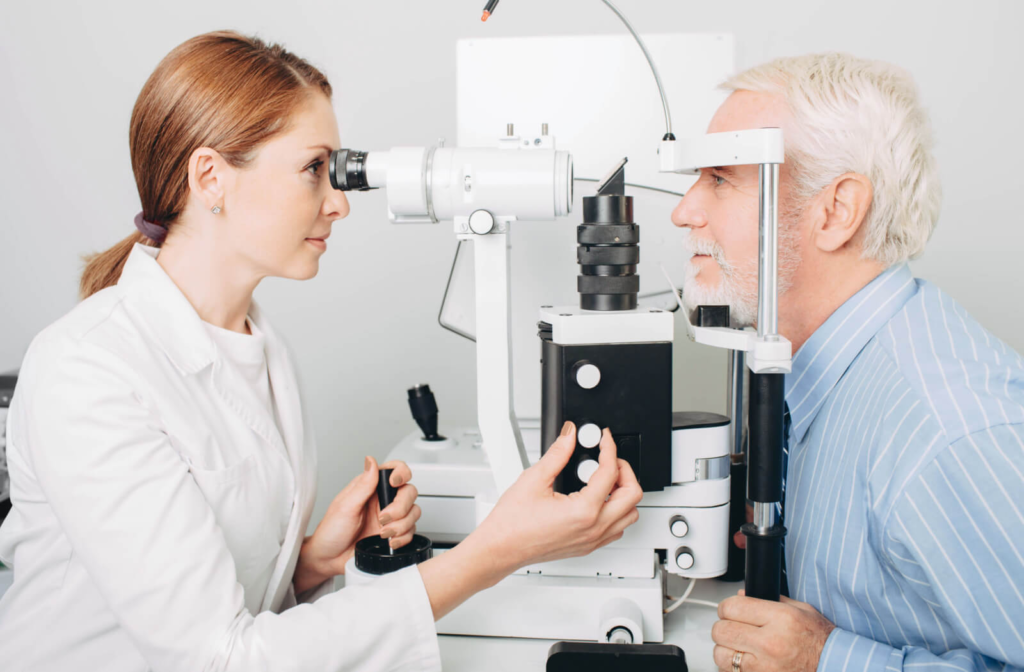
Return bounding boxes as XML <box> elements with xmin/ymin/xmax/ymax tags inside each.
<box><xmin>21</xmin><ymin>285</ymin><xmax>145</xmax><ymax>385</ymax></box>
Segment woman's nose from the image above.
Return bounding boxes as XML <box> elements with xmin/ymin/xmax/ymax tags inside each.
<box><xmin>671</xmin><ymin>192</ymin><xmax>707</xmax><ymax>230</ymax></box>
<box><xmin>325</xmin><ymin>189</ymin><xmax>350</xmax><ymax>220</ymax></box>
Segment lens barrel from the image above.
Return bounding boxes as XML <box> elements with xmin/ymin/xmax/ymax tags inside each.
<box><xmin>577</xmin><ymin>161</ymin><xmax>638</xmax><ymax>311</ymax></box>
<box><xmin>329</xmin><ymin>149</ymin><xmax>374</xmax><ymax>191</ymax></box>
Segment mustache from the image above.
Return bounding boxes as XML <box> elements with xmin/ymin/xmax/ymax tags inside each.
<box><xmin>682</xmin><ymin>236</ymin><xmax>734</xmax><ymax>275</ymax></box>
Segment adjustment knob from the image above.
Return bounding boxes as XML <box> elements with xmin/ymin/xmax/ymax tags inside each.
<box><xmin>578</xmin><ymin>423</ymin><xmax>602</xmax><ymax>449</ymax></box>
<box><xmin>468</xmin><ymin>209</ymin><xmax>495</xmax><ymax>235</ymax></box>
<box><xmin>670</xmin><ymin>516</ymin><xmax>689</xmax><ymax>538</ymax></box>
<box><xmin>574</xmin><ymin>362</ymin><xmax>601</xmax><ymax>389</ymax></box>
<box><xmin>576</xmin><ymin>459</ymin><xmax>599</xmax><ymax>484</ymax></box>
<box><xmin>675</xmin><ymin>548</ymin><xmax>695</xmax><ymax>571</ymax></box>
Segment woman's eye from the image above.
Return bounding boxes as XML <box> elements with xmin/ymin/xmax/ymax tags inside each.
<box><xmin>307</xmin><ymin>160</ymin><xmax>324</xmax><ymax>176</ymax></box>
<box><xmin>713</xmin><ymin>174</ymin><xmax>726</xmax><ymax>186</ymax></box>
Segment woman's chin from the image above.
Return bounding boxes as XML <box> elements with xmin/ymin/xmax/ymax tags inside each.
<box><xmin>276</xmin><ymin>257</ymin><xmax>321</xmax><ymax>281</ymax></box>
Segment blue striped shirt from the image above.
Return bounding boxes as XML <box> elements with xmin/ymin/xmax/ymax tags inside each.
<box><xmin>783</xmin><ymin>263</ymin><xmax>1024</xmax><ymax>671</ymax></box>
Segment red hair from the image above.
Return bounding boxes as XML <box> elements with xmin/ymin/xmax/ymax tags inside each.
<box><xmin>80</xmin><ymin>31</ymin><xmax>332</xmax><ymax>299</ymax></box>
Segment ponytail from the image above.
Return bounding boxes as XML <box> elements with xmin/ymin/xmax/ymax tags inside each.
<box><xmin>79</xmin><ymin>232</ymin><xmax>154</xmax><ymax>300</ymax></box>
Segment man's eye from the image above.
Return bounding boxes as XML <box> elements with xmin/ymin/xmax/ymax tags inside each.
<box><xmin>713</xmin><ymin>174</ymin><xmax>726</xmax><ymax>186</ymax></box>
<box><xmin>307</xmin><ymin>160</ymin><xmax>324</xmax><ymax>176</ymax></box>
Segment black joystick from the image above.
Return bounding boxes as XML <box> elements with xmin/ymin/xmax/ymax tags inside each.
<box><xmin>407</xmin><ymin>384</ymin><xmax>446</xmax><ymax>441</ymax></box>
<box><xmin>354</xmin><ymin>468</ymin><xmax>433</xmax><ymax>576</ymax></box>
<box><xmin>376</xmin><ymin>468</ymin><xmax>398</xmax><ymax>514</ymax></box>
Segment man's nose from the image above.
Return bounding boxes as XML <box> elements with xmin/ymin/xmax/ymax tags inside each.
<box><xmin>671</xmin><ymin>191</ymin><xmax>707</xmax><ymax>230</ymax></box>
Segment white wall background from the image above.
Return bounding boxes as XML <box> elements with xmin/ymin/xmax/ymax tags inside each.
<box><xmin>1</xmin><ymin>0</ymin><xmax>1021</xmax><ymax>528</ymax></box>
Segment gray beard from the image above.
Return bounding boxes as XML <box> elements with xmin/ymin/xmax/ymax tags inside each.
<box><xmin>680</xmin><ymin>213</ymin><xmax>802</xmax><ymax>329</ymax></box>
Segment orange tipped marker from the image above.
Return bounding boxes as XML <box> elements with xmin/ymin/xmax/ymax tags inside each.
<box><xmin>481</xmin><ymin>0</ymin><xmax>499</xmax><ymax>22</ymax></box>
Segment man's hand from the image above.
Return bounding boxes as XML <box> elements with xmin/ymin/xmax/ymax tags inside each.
<box><xmin>712</xmin><ymin>590</ymin><xmax>835</xmax><ymax>672</ymax></box>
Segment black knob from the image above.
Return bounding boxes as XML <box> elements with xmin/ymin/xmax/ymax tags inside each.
<box><xmin>354</xmin><ymin>534</ymin><xmax>433</xmax><ymax>576</ymax></box>
<box><xmin>407</xmin><ymin>384</ymin><xmax>445</xmax><ymax>441</ymax></box>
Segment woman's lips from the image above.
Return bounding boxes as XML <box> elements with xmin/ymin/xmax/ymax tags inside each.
<box><xmin>306</xmin><ymin>238</ymin><xmax>327</xmax><ymax>251</ymax></box>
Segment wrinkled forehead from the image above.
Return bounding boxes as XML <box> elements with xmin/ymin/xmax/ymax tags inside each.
<box><xmin>708</xmin><ymin>90</ymin><xmax>790</xmax><ymax>135</ymax></box>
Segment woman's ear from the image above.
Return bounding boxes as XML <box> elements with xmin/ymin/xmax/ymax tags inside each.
<box><xmin>187</xmin><ymin>147</ymin><xmax>232</xmax><ymax>212</ymax></box>
<box><xmin>812</xmin><ymin>173</ymin><xmax>873</xmax><ymax>253</ymax></box>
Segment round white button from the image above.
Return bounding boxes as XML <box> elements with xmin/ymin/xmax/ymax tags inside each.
<box><xmin>675</xmin><ymin>550</ymin><xmax>695</xmax><ymax>571</ymax></box>
<box><xmin>670</xmin><ymin>518</ymin><xmax>689</xmax><ymax>538</ymax></box>
<box><xmin>576</xmin><ymin>459</ymin><xmax>599</xmax><ymax>484</ymax></box>
<box><xmin>468</xmin><ymin>209</ymin><xmax>495</xmax><ymax>235</ymax></box>
<box><xmin>578</xmin><ymin>423</ymin><xmax>602</xmax><ymax>449</ymax></box>
<box><xmin>575</xmin><ymin>363</ymin><xmax>601</xmax><ymax>389</ymax></box>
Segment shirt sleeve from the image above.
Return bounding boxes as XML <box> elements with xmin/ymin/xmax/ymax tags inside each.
<box><xmin>24</xmin><ymin>340</ymin><xmax>442</xmax><ymax>672</ymax></box>
<box><xmin>818</xmin><ymin>424</ymin><xmax>1024</xmax><ymax>671</ymax></box>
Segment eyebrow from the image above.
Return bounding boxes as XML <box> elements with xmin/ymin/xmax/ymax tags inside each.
<box><xmin>709</xmin><ymin>166</ymin><xmax>735</xmax><ymax>175</ymax></box>
<box><xmin>306</xmin><ymin>144</ymin><xmax>334</xmax><ymax>155</ymax></box>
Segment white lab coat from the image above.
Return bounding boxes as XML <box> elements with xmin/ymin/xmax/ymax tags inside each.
<box><xmin>0</xmin><ymin>244</ymin><xmax>442</xmax><ymax>672</ymax></box>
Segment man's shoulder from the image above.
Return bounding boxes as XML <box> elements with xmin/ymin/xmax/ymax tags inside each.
<box><xmin>868</xmin><ymin>278</ymin><xmax>1024</xmax><ymax>443</ymax></box>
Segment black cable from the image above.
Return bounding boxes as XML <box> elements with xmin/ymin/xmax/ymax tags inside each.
<box><xmin>437</xmin><ymin>241</ymin><xmax>476</xmax><ymax>342</ymax></box>
<box><xmin>574</xmin><ymin>177</ymin><xmax>685</xmax><ymax>198</ymax></box>
<box><xmin>598</xmin><ymin>0</ymin><xmax>674</xmax><ymax>139</ymax></box>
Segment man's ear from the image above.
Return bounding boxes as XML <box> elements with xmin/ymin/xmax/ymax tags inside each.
<box><xmin>187</xmin><ymin>147</ymin><xmax>231</xmax><ymax>211</ymax></box>
<box><xmin>812</xmin><ymin>173</ymin><xmax>873</xmax><ymax>253</ymax></box>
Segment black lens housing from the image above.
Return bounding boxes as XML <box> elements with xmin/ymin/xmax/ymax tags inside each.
<box><xmin>329</xmin><ymin>148</ymin><xmax>375</xmax><ymax>191</ymax></box>
<box><xmin>577</xmin><ymin>162</ymin><xmax>639</xmax><ymax>311</ymax></box>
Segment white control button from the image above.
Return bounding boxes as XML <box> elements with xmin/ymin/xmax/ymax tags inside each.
<box><xmin>578</xmin><ymin>423</ymin><xmax>602</xmax><ymax>449</ymax></box>
<box><xmin>675</xmin><ymin>550</ymin><xmax>695</xmax><ymax>571</ymax></box>
<box><xmin>576</xmin><ymin>459</ymin><xmax>599</xmax><ymax>484</ymax></box>
<box><xmin>575</xmin><ymin>363</ymin><xmax>601</xmax><ymax>389</ymax></box>
<box><xmin>670</xmin><ymin>518</ymin><xmax>689</xmax><ymax>538</ymax></box>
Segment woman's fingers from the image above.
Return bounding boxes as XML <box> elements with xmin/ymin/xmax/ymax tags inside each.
<box><xmin>379</xmin><ymin>483</ymin><xmax>418</xmax><ymax>526</ymax></box>
<box><xmin>606</xmin><ymin>457</ymin><xmax>642</xmax><ymax>503</ymax></box>
<box><xmin>389</xmin><ymin>529</ymin><xmax>416</xmax><ymax>550</ymax></box>
<box><xmin>597</xmin><ymin>455</ymin><xmax>642</xmax><ymax>526</ymax></box>
<box><xmin>381</xmin><ymin>504</ymin><xmax>421</xmax><ymax>541</ymax></box>
<box><xmin>580</xmin><ymin>429</ymin><xmax>620</xmax><ymax>504</ymax></box>
<box><xmin>532</xmin><ymin>422</ymin><xmax>577</xmax><ymax>483</ymax></box>
<box><xmin>334</xmin><ymin>456</ymin><xmax>380</xmax><ymax>517</ymax></box>
<box><xmin>378</xmin><ymin>459</ymin><xmax>413</xmax><ymax>488</ymax></box>
<box><xmin>595</xmin><ymin>506</ymin><xmax>640</xmax><ymax>547</ymax></box>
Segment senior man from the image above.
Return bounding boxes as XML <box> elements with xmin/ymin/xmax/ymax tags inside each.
<box><xmin>673</xmin><ymin>53</ymin><xmax>1024</xmax><ymax>672</ymax></box>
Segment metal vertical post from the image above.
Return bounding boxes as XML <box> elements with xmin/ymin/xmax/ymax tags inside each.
<box><xmin>743</xmin><ymin>161</ymin><xmax>787</xmax><ymax>602</ymax></box>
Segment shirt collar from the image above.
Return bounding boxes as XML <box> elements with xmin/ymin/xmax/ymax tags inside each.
<box><xmin>785</xmin><ymin>264</ymin><xmax>917</xmax><ymax>443</ymax></box>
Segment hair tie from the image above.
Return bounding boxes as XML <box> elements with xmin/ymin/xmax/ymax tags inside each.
<box><xmin>134</xmin><ymin>211</ymin><xmax>168</xmax><ymax>245</ymax></box>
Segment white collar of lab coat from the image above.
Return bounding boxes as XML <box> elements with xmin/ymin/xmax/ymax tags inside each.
<box><xmin>116</xmin><ymin>242</ymin><xmax>303</xmax><ymax>470</ymax></box>
<box><xmin>118</xmin><ymin>244</ymin><xmax>218</xmax><ymax>375</ymax></box>
<box><xmin>117</xmin><ymin>243</ymin><xmax>278</xmax><ymax>376</ymax></box>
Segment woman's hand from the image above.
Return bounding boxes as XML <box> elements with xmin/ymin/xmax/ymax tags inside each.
<box><xmin>417</xmin><ymin>421</ymin><xmax>643</xmax><ymax>619</ymax></box>
<box><xmin>475</xmin><ymin>421</ymin><xmax>643</xmax><ymax>570</ymax></box>
<box><xmin>293</xmin><ymin>457</ymin><xmax>421</xmax><ymax>594</ymax></box>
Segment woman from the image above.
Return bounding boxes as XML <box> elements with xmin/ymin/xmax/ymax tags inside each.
<box><xmin>0</xmin><ymin>31</ymin><xmax>642</xmax><ymax>671</ymax></box>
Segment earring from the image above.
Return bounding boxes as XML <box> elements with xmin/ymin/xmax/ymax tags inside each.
<box><xmin>211</xmin><ymin>205</ymin><xmax>222</xmax><ymax>214</ymax></box>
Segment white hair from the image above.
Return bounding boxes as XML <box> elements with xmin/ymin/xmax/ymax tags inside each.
<box><xmin>723</xmin><ymin>53</ymin><xmax>942</xmax><ymax>267</ymax></box>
